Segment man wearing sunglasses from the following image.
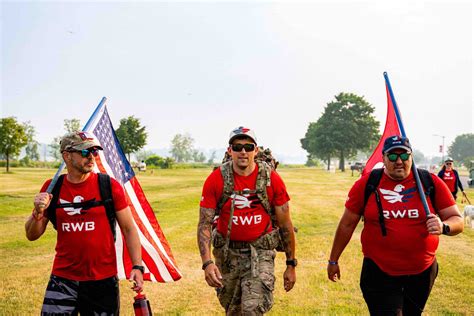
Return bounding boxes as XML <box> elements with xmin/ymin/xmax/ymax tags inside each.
<box><xmin>25</xmin><ymin>131</ymin><xmax>144</xmax><ymax>315</ymax></box>
<box><xmin>198</xmin><ymin>126</ymin><xmax>296</xmax><ymax>315</ymax></box>
<box><xmin>328</xmin><ymin>135</ymin><xmax>463</xmax><ymax>315</ymax></box>
<box><xmin>437</xmin><ymin>157</ymin><xmax>465</xmax><ymax>200</ymax></box>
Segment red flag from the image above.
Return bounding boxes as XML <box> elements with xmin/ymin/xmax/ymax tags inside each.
<box><xmin>86</xmin><ymin>104</ymin><xmax>182</xmax><ymax>282</ymax></box>
<box><xmin>362</xmin><ymin>85</ymin><xmax>402</xmax><ymax>176</ymax></box>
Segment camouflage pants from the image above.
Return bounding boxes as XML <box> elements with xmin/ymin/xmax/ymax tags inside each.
<box><xmin>213</xmin><ymin>246</ymin><xmax>276</xmax><ymax>316</ymax></box>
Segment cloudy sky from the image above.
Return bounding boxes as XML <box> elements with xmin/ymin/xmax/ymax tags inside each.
<box><xmin>2</xmin><ymin>1</ymin><xmax>472</xmax><ymax>163</ymax></box>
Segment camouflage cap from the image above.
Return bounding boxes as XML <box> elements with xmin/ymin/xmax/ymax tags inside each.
<box><xmin>60</xmin><ymin>131</ymin><xmax>103</xmax><ymax>152</ymax></box>
<box><xmin>228</xmin><ymin>126</ymin><xmax>257</xmax><ymax>145</ymax></box>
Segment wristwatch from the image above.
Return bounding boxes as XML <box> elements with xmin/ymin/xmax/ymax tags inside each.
<box><xmin>132</xmin><ymin>265</ymin><xmax>145</xmax><ymax>274</ymax></box>
<box><xmin>286</xmin><ymin>259</ymin><xmax>298</xmax><ymax>267</ymax></box>
<box><xmin>442</xmin><ymin>223</ymin><xmax>450</xmax><ymax>235</ymax></box>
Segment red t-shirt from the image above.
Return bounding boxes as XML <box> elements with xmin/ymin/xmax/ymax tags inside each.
<box><xmin>200</xmin><ymin>165</ymin><xmax>290</xmax><ymax>242</ymax></box>
<box><xmin>440</xmin><ymin>170</ymin><xmax>456</xmax><ymax>192</ymax></box>
<box><xmin>345</xmin><ymin>171</ymin><xmax>455</xmax><ymax>276</ymax></box>
<box><xmin>40</xmin><ymin>172</ymin><xmax>128</xmax><ymax>281</ymax></box>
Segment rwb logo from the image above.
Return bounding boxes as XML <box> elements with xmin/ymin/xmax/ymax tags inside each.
<box><xmin>230</xmin><ymin>189</ymin><xmax>254</xmax><ymax>209</ymax></box>
<box><xmin>60</xmin><ymin>196</ymin><xmax>85</xmax><ymax>215</ymax></box>
<box><xmin>379</xmin><ymin>185</ymin><xmax>417</xmax><ymax>204</ymax></box>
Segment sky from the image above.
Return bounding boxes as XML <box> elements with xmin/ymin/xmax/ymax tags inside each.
<box><xmin>1</xmin><ymin>0</ymin><xmax>473</xmax><ymax>164</ymax></box>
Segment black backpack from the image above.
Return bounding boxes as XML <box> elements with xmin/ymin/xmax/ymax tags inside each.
<box><xmin>46</xmin><ymin>173</ymin><xmax>117</xmax><ymax>240</ymax></box>
<box><xmin>363</xmin><ymin>168</ymin><xmax>435</xmax><ymax>236</ymax></box>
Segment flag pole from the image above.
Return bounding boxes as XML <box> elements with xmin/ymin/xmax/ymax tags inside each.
<box><xmin>46</xmin><ymin>97</ymin><xmax>108</xmax><ymax>193</ymax></box>
<box><xmin>383</xmin><ymin>72</ymin><xmax>431</xmax><ymax>216</ymax></box>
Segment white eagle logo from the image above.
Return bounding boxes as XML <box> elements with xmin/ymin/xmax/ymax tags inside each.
<box><xmin>230</xmin><ymin>190</ymin><xmax>253</xmax><ymax>209</ymax></box>
<box><xmin>379</xmin><ymin>184</ymin><xmax>405</xmax><ymax>203</ymax></box>
<box><xmin>60</xmin><ymin>196</ymin><xmax>84</xmax><ymax>215</ymax></box>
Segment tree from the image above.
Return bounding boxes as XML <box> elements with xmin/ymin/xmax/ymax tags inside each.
<box><xmin>412</xmin><ymin>149</ymin><xmax>427</xmax><ymax>164</ymax></box>
<box><xmin>0</xmin><ymin>117</ymin><xmax>29</xmax><ymax>172</ymax></box>
<box><xmin>115</xmin><ymin>116</ymin><xmax>147</xmax><ymax>161</ymax></box>
<box><xmin>64</xmin><ymin>119</ymin><xmax>81</xmax><ymax>133</ymax></box>
<box><xmin>24</xmin><ymin>122</ymin><xmax>40</xmax><ymax>161</ymax></box>
<box><xmin>301</xmin><ymin>93</ymin><xmax>380</xmax><ymax>171</ymax></box>
<box><xmin>448</xmin><ymin>133</ymin><xmax>474</xmax><ymax>167</ymax></box>
<box><xmin>49</xmin><ymin>118</ymin><xmax>82</xmax><ymax>161</ymax></box>
<box><xmin>192</xmin><ymin>150</ymin><xmax>206</xmax><ymax>163</ymax></box>
<box><xmin>170</xmin><ymin>133</ymin><xmax>194</xmax><ymax>162</ymax></box>
<box><xmin>207</xmin><ymin>151</ymin><xmax>217</xmax><ymax>164</ymax></box>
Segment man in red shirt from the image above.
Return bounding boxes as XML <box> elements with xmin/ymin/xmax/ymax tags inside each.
<box><xmin>197</xmin><ymin>126</ymin><xmax>297</xmax><ymax>315</ymax></box>
<box><xmin>438</xmin><ymin>157</ymin><xmax>465</xmax><ymax>200</ymax></box>
<box><xmin>25</xmin><ymin>131</ymin><xmax>144</xmax><ymax>315</ymax></box>
<box><xmin>327</xmin><ymin>135</ymin><xmax>463</xmax><ymax>315</ymax></box>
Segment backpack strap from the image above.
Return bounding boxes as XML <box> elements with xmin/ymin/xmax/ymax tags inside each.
<box><xmin>417</xmin><ymin>168</ymin><xmax>435</xmax><ymax>211</ymax></box>
<box><xmin>46</xmin><ymin>174</ymin><xmax>66</xmax><ymax>230</ymax></box>
<box><xmin>364</xmin><ymin>168</ymin><xmax>384</xmax><ymax>208</ymax></box>
<box><xmin>255</xmin><ymin>161</ymin><xmax>272</xmax><ymax>214</ymax></box>
<box><xmin>98</xmin><ymin>173</ymin><xmax>116</xmax><ymax>241</ymax></box>
<box><xmin>363</xmin><ymin>168</ymin><xmax>386</xmax><ymax>236</ymax></box>
<box><xmin>217</xmin><ymin>161</ymin><xmax>234</xmax><ymax>214</ymax></box>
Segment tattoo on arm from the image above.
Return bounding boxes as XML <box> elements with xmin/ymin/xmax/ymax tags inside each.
<box><xmin>197</xmin><ymin>207</ymin><xmax>216</xmax><ymax>258</ymax></box>
<box><xmin>276</xmin><ymin>202</ymin><xmax>295</xmax><ymax>258</ymax></box>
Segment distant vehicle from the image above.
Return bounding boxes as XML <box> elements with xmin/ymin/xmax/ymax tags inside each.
<box><xmin>350</xmin><ymin>162</ymin><xmax>365</xmax><ymax>172</ymax></box>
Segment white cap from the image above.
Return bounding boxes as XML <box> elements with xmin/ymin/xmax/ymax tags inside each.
<box><xmin>228</xmin><ymin>126</ymin><xmax>257</xmax><ymax>144</ymax></box>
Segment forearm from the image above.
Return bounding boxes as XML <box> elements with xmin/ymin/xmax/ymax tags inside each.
<box><xmin>123</xmin><ymin>228</ymin><xmax>142</xmax><ymax>265</ymax></box>
<box><xmin>25</xmin><ymin>212</ymin><xmax>47</xmax><ymax>241</ymax></box>
<box><xmin>280</xmin><ymin>222</ymin><xmax>296</xmax><ymax>260</ymax></box>
<box><xmin>443</xmin><ymin>215</ymin><xmax>464</xmax><ymax>236</ymax></box>
<box><xmin>197</xmin><ymin>207</ymin><xmax>215</xmax><ymax>263</ymax></box>
<box><xmin>329</xmin><ymin>210</ymin><xmax>360</xmax><ymax>261</ymax></box>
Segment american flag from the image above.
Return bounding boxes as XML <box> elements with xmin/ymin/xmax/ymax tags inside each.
<box><xmin>86</xmin><ymin>99</ymin><xmax>181</xmax><ymax>282</ymax></box>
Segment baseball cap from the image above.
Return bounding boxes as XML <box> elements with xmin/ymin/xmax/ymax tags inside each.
<box><xmin>445</xmin><ymin>157</ymin><xmax>454</xmax><ymax>163</ymax></box>
<box><xmin>382</xmin><ymin>135</ymin><xmax>412</xmax><ymax>154</ymax></box>
<box><xmin>60</xmin><ymin>131</ymin><xmax>103</xmax><ymax>152</ymax></box>
<box><xmin>228</xmin><ymin>126</ymin><xmax>257</xmax><ymax>145</ymax></box>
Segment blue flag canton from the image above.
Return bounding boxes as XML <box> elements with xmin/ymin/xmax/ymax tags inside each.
<box><xmin>92</xmin><ymin>107</ymin><xmax>135</xmax><ymax>185</ymax></box>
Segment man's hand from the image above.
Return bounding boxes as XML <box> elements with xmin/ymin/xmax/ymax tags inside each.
<box><xmin>129</xmin><ymin>269</ymin><xmax>144</xmax><ymax>293</ymax></box>
<box><xmin>33</xmin><ymin>192</ymin><xmax>52</xmax><ymax>220</ymax></box>
<box><xmin>283</xmin><ymin>266</ymin><xmax>296</xmax><ymax>292</ymax></box>
<box><xmin>204</xmin><ymin>263</ymin><xmax>223</xmax><ymax>288</ymax></box>
<box><xmin>327</xmin><ymin>263</ymin><xmax>340</xmax><ymax>282</ymax></box>
<box><xmin>426</xmin><ymin>214</ymin><xmax>443</xmax><ymax>235</ymax></box>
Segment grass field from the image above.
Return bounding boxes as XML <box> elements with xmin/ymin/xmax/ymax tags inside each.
<box><xmin>1</xmin><ymin>167</ymin><xmax>473</xmax><ymax>315</ymax></box>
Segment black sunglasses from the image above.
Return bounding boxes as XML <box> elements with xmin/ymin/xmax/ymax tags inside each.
<box><xmin>231</xmin><ymin>143</ymin><xmax>255</xmax><ymax>152</ymax></box>
<box><xmin>68</xmin><ymin>148</ymin><xmax>100</xmax><ymax>157</ymax></box>
<box><xmin>386</xmin><ymin>152</ymin><xmax>411</xmax><ymax>162</ymax></box>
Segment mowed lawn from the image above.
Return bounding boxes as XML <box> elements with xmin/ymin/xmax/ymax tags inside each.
<box><xmin>1</xmin><ymin>167</ymin><xmax>473</xmax><ymax>315</ymax></box>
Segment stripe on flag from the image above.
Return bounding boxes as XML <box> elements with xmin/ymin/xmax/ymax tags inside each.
<box><xmin>84</xmin><ymin>103</ymin><xmax>181</xmax><ymax>282</ymax></box>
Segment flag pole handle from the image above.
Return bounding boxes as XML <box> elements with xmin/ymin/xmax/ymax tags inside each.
<box><xmin>384</xmin><ymin>73</ymin><xmax>431</xmax><ymax>216</ymax></box>
<box><xmin>46</xmin><ymin>97</ymin><xmax>108</xmax><ymax>193</ymax></box>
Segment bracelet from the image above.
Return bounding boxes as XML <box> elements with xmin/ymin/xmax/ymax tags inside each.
<box><xmin>328</xmin><ymin>260</ymin><xmax>338</xmax><ymax>265</ymax></box>
<box><xmin>202</xmin><ymin>259</ymin><xmax>214</xmax><ymax>270</ymax></box>
<box><xmin>132</xmin><ymin>265</ymin><xmax>145</xmax><ymax>274</ymax></box>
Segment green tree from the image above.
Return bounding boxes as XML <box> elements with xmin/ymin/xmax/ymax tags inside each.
<box><xmin>448</xmin><ymin>133</ymin><xmax>474</xmax><ymax>167</ymax></box>
<box><xmin>24</xmin><ymin>122</ymin><xmax>40</xmax><ymax>161</ymax></box>
<box><xmin>192</xmin><ymin>150</ymin><xmax>206</xmax><ymax>163</ymax></box>
<box><xmin>0</xmin><ymin>117</ymin><xmax>29</xmax><ymax>172</ymax></box>
<box><xmin>170</xmin><ymin>133</ymin><xmax>194</xmax><ymax>162</ymax></box>
<box><xmin>145</xmin><ymin>155</ymin><xmax>164</xmax><ymax>167</ymax></box>
<box><xmin>301</xmin><ymin>93</ymin><xmax>380</xmax><ymax>171</ymax></box>
<box><xmin>115</xmin><ymin>116</ymin><xmax>148</xmax><ymax>161</ymax></box>
<box><xmin>207</xmin><ymin>151</ymin><xmax>217</xmax><ymax>164</ymax></box>
<box><xmin>49</xmin><ymin>118</ymin><xmax>82</xmax><ymax>161</ymax></box>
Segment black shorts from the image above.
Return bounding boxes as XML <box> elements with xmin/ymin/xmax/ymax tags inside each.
<box><xmin>41</xmin><ymin>274</ymin><xmax>119</xmax><ymax>316</ymax></box>
<box><xmin>360</xmin><ymin>257</ymin><xmax>438</xmax><ymax>316</ymax></box>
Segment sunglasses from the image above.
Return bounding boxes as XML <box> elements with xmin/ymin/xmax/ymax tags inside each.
<box><xmin>68</xmin><ymin>148</ymin><xmax>100</xmax><ymax>157</ymax></box>
<box><xmin>446</xmin><ymin>162</ymin><xmax>453</xmax><ymax>165</ymax></box>
<box><xmin>231</xmin><ymin>143</ymin><xmax>255</xmax><ymax>152</ymax></box>
<box><xmin>386</xmin><ymin>152</ymin><xmax>411</xmax><ymax>162</ymax></box>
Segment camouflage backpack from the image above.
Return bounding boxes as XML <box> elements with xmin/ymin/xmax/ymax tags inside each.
<box><xmin>215</xmin><ymin>147</ymin><xmax>285</xmax><ymax>251</ymax></box>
